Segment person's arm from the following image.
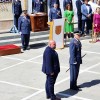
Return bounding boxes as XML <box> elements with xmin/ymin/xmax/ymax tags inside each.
<box><xmin>49</xmin><ymin>9</ymin><xmax>52</xmax><ymax>21</ymax></box>
<box><xmin>45</xmin><ymin>50</ymin><xmax>54</xmax><ymax>74</ymax></box>
<box><xmin>69</xmin><ymin>41</ymin><xmax>77</xmax><ymax>64</ymax></box>
<box><xmin>81</xmin><ymin>5</ymin><xmax>88</xmax><ymax>17</ymax></box>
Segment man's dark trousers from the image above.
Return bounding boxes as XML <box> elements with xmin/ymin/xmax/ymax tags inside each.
<box><xmin>77</xmin><ymin>14</ymin><xmax>82</xmax><ymax>33</ymax></box>
<box><xmin>21</xmin><ymin>34</ymin><xmax>30</xmax><ymax>49</ymax></box>
<box><xmin>82</xmin><ymin>19</ymin><xmax>90</xmax><ymax>35</ymax></box>
<box><xmin>14</xmin><ymin>14</ymin><xmax>20</xmax><ymax>29</ymax></box>
<box><xmin>46</xmin><ymin>74</ymin><xmax>58</xmax><ymax>100</ymax></box>
<box><xmin>70</xmin><ymin>63</ymin><xmax>80</xmax><ymax>89</ymax></box>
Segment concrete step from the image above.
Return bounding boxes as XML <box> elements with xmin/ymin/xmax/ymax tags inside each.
<box><xmin>0</xmin><ymin>31</ymin><xmax>49</xmax><ymax>46</ymax></box>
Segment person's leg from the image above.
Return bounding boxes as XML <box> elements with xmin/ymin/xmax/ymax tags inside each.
<box><xmin>78</xmin><ymin>15</ymin><xmax>82</xmax><ymax>34</ymax></box>
<box><xmin>70</xmin><ymin>64</ymin><xmax>75</xmax><ymax>89</ymax></box>
<box><xmin>47</xmin><ymin>75</ymin><xmax>56</xmax><ymax>100</ymax></box>
<box><xmin>93</xmin><ymin>32</ymin><xmax>97</xmax><ymax>42</ymax></box>
<box><xmin>14</xmin><ymin>14</ymin><xmax>17</xmax><ymax>28</ymax></box>
<box><xmin>75</xmin><ymin>63</ymin><xmax>80</xmax><ymax>87</ymax></box>
<box><xmin>82</xmin><ymin>20</ymin><xmax>85</xmax><ymax>35</ymax></box>
<box><xmin>21</xmin><ymin>34</ymin><xmax>25</xmax><ymax>50</ymax></box>
<box><xmin>25</xmin><ymin>34</ymin><xmax>30</xmax><ymax>49</ymax></box>
<box><xmin>86</xmin><ymin>19</ymin><xmax>90</xmax><ymax>35</ymax></box>
<box><xmin>45</xmin><ymin>75</ymin><xmax>50</xmax><ymax>99</ymax></box>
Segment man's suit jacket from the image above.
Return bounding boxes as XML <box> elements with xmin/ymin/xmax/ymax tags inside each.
<box><xmin>81</xmin><ymin>4</ymin><xmax>92</xmax><ymax>20</ymax></box>
<box><xmin>76</xmin><ymin>0</ymin><xmax>83</xmax><ymax>15</ymax></box>
<box><xmin>48</xmin><ymin>0</ymin><xmax>60</xmax><ymax>8</ymax></box>
<box><xmin>18</xmin><ymin>15</ymin><xmax>31</xmax><ymax>34</ymax></box>
<box><xmin>42</xmin><ymin>46</ymin><xmax>60</xmax><ymax>75</ymax></box>
<box><xmin>69</xmin><ymin>38</ymin><xmax>82</xmax><ymax>64</ymax></box>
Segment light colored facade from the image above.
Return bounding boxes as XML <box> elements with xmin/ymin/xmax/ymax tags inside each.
<box><xmin>0</xmin><ymin>0</ymin><xmax>28</xmax><ymax>32</ymax></box>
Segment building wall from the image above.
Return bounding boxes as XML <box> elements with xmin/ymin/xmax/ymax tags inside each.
<box><xmin>0</xmin><ymin>0</ymin><xmax>28</xmax><ymax>32</ymax></box>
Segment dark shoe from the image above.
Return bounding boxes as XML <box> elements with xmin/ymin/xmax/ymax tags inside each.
<box><xmin>23</xmin><ymin>48</ymin><xmax>26</xmax><ymax>51</ymax></box>
<box><xmin>70</xmin><ymin>87</ymin><xmax>81</xmax><ymax>91</ymax></box>
<box><xmin>76</xmin><ymin>86</ymin><xmax>81</xmax><ymax>88</ymax></box>
<box><xmin>55</xmin><ymin>97</ymin><xmax>61</xmax><ymax>100</ymax></box>
<box><xmin>46</xmin><ymin>96</ymin><xmax>50</xmax><ymax>99</ymax></box>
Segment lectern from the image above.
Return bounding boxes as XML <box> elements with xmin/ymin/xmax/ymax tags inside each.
<box><xmin>30</xmin><ymin>13</ymin><xmax>48</xmax><ymax>32</ymax></box>
<box><xmin>47</xmin><ymin>18</ymin><xmax>65</xmax><ymax>49</ymax></box>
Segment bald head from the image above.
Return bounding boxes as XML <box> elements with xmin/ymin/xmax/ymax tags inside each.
<box><xmin>48</xmin><ymin>40</ymin><xmax>56</xmax><ymax>49</ymax></box>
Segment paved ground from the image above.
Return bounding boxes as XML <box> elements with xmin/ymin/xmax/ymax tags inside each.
<box><xmin>0</xmin><ymin>38</ymin><xmax>100</xmax><ymax>100</ymax></box>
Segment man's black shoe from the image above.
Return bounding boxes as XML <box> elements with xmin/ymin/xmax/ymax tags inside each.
<box><xmin>76</xmin><ymin>86</ymin><xmax>81</xmax><ymax>88</ymax></box>
<box><xmin>70</xmin><ymin>87</ymin><xmax>82</xmax><ymax>91</ymax></box>
<box><xmin>46</xmin><ymin>96</ymin><xmax>50</xmax><ymax>99</ymax></box>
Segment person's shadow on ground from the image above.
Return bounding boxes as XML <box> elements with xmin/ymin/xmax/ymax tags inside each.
<box><xmin>79</xmin><ymin>79</ymin><xmax>100</xmax><ymax>88</ymax></box>
<box><xmin>56</xmin><ymin>79</ymin><xmax>100</xmax><ymax>99</ymax></box>
<box><xmin>56</xmin><ymin>88</ymin><xmax>79</xmax><ymax>99</ymax></box>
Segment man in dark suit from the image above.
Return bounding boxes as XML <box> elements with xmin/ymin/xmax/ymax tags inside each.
<box><xmin>42</xmin><ymin>40</ymin><xmax>61</xmax><ymax>100</ymax></box>
<box><xmin>63</xmin><ymin>0</ymin><xmax>72</xmax><ymax>10</ymax></box>
<box><xmin>18</xmin><ymin>10</ymin><xmax>31</xmax><ymax>51</ymax></box>
<box><xmin>81</xmin><ymin>0</ymin><xmax>92</xmax><ymax>35</ymax></box>
<box><xmin>76</xmin><ymin>0</ymin><xmax>83</xmax><ymax>34</ymax></box>
<box><xmin>34</xmin><ymin>0</ymin><xmax>44</xmax><ymax>13</ymax></box>
<box><xmin>49</xmin><ymin>3</ymin><xmax>62</xmax><ymax>21</ymax></box>
<box><xmin>69</xmin><ymin>33</ymin><xmax>82</xmax><ymax>90</ymax></box>
<box><xmin>13</xmin><ymin>0</ymin><xmax>22</xmax><ymax>29</ymax></box>
<box><xmin>48</xmin><ymin>0</ymin><xmax>60</xmax><ymax>8</ymax></box>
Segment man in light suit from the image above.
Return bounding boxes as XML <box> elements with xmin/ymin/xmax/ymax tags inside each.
<box><xmin>76</xmin><ymin>0</ymin><xmax>83</xmax><ymax>34</ymax></box>
<box><xmin>49</xmin><ymin>3</ymin><xmax>62</xmax><ymax>21</ymax></box>
<box><xmin>48</xmin><ymin>0</ymin><xmax>60</xmax><ymax>8</ymax></box>
<box><xmin>42</xmin><ymin>40</ymin><xmax>60</xmax><ymax>100</ymax></box>
<box><xmin>81</xmin><ymin>0</ymin><xmax>92</xmax><ymax>35</ymax></box>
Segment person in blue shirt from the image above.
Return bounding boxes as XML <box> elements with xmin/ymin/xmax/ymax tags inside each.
<box><xmin>49</xmin><ymin>3</ymin><xmax>62</xmax><ymax>21</ymax></box>
<box><xmin>69</xmin><ymin>33</ymin><xmax>82</xmax><ymax>90</ymax></box>
<box><xmin>18</xmin><ymin>10</ymin><xmax>31</xmax><ymax>51</ymax></box>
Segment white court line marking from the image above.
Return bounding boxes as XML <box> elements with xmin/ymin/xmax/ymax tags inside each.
<box><xmin>86</xmin><ymin>70</ymin><xmax>100</xmax><ymax>75</ymax></box>
<box><xmin>82</xmin><ymin>50</ymin><xmax>100</xmax><ymax>55</ymax></box>
<box><xmin>1</xmin><ymin>56</ymin><xmax>25</xmax><ymax>61</ymax></box>
<box><xmin>0</xmin><ymin>55</ymin><xmax>42</xmax><ymax>72</ymax></box>
<box><xmin>57</xmin><ymin>93</ymin><xmax>92</xmax><ymax>100</ymax></box>
<box><xmin>21</xmin><ymin>62</ymin><xmax>100</xmax><ymax>100</ymax></box>
<box><xmin>0</xmin><ymin>61</ymin><xmax>26</xmax><ymax>72</ymax></box>
<box><xmin>21</xmin><ymin>90</ymin><xmax>44</xmax><ymax>100</ymax></box>
<box><xmin>0</xmin><ymin>81</ymin><xmax>42</xmax><ymax>91</ymax></box>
